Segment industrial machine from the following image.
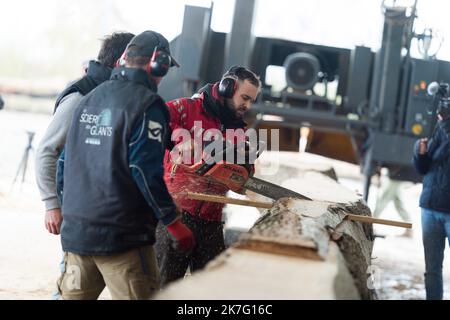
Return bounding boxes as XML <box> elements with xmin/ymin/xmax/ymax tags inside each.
<box><xmin>159</xmin><ymin>0</ymin><xmax>450</xmax><ymax>200</ymax></box>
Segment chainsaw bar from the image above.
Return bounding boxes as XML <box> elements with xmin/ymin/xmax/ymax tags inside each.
<box><xmin>244</xmin><ymin>177</ymin><xmax>312</xmax><ymax>201</ymax></box>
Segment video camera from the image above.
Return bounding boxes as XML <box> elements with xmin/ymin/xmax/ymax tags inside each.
<box><xmin>428</xmin><ymin>82</ymin><xmax>450</xmax><ymax>119</ymax></box>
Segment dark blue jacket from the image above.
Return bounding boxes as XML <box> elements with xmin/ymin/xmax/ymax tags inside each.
<box><xmin>413</xmin><ymin>125</ymin><xmax>450</xmax><ymax>213</ymax></box>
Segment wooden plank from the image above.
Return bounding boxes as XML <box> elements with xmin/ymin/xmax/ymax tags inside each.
<box><xmin>189</xmin><ymin>192</ymin><xmax>412</xmax><ymax>229</ymax></box>
<box><xmin>345</xmin><ymin>214</ymin><xmax>412</xmax><ymax>229</ymax></box>
<box><xmin>187</xmin><ymin>192</ymin><xmax>274</xmax><ymax>209</ymax></box>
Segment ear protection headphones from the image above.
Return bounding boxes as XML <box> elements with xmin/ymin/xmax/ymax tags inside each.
<box><xmin>114</xmin><ymin>33</ymin><xmax>172</xmax><ymax>77</ymax></box>
<box><xmin>115</xmin><ymin>50</ymin><xmax>126</xmax><ymax>68</ymax></box>
<box><xmin>218</xmin><ymin>66</ymin><xmax>241</xmax><ymax>99</ymax></box>
<box><xmin>147</xmin><ymin>45</ymin><xmax>171</xmax><ymax>77</ymax></box>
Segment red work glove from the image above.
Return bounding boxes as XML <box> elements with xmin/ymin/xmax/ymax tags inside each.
<box><xmin>167</xmin><ymin>219</ymin><xmax>196</xmax><ymax>253</ymax></box>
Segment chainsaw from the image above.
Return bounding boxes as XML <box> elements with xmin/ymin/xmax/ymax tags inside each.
<box><xmin>181</xmin><ymin>141</ymin><xmax>312</xmax><ymax>201</ymax></box>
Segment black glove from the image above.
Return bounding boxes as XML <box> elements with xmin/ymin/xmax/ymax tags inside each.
<box><xmin>203</xmin><ymin>139</ymin><xmax>263</xmax><ymax>176</ymax></box>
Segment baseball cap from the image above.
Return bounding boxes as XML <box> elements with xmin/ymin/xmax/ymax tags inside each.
<box><xmin>126</xmin><ymin>30</ymin><xmax>180</xmax><ymax>68</ymax></box>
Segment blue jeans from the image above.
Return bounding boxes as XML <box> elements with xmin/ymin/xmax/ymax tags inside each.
<box><xmin>422</xmin><ymin>208</ymin><xmax>450</xmax><ymax>300</ymax></box>
<box><xmin>51</xmin><ymin>252</ymin><xmax>66</xmax><ymax>300</ymax></box>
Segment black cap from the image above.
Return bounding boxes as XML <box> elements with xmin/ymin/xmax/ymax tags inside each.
<box><xmin>126</xmin><ymin>30</ymin><xmax>180</xmax><ymax>67</ymax></box>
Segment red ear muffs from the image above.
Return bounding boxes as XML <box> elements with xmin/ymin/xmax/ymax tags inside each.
<box><xmin>146</xmin><ymin>47</ymin><xmax>156</xmax><ymax>75</ymax></box>
<box><xmin>218</xmin><ymin>75</ymin><xmax>238</xmax><ymax>99</ymax></box>
<box><xmin>115</xmin><ymin>51</ymin><xmax>127</xmax><ymax>68</ymax></box>
<box><xmin>118</xmin><ymin>46</ymin><xmax>171</xmax><ymax>77</ymax></box>
<box><xmin>147</xmin><ymin>46</ymin><xmax>171</xmax><ymax>77</ymax></box>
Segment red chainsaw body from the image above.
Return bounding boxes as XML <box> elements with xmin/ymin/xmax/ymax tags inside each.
<box><xmin>203</xmin><ymin>162</ymin><xmax>249</xmax><ymax>193</ymax></box>
<box><xmin>182</xmin><ymin>161</ymin><xmax>249</xmax><ymax>193</ymax></box>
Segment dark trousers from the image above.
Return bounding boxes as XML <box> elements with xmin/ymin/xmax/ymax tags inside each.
<box><xmin>155</xmin><ymin>213</ymin><xmax>226</xmax><ymax>286</ymax></box>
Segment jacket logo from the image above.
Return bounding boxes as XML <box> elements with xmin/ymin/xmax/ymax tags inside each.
<box><xmin>148</xmin><ymin>121</ymin><xmax>163</xmax><ymax>142</ymax></box>
<box><xmin>98</xmin><ymin>109</ymin><xmax>112</xmax><ymax>127</ymax></box>
<box><xmin>80</xmin><ymin>108</ymin><xmax>113</xmax><ymax>145</ymax></box>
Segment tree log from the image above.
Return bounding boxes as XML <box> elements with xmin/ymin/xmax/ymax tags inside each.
<box><xmin>157</xmin><ymin>154</ymin><xmax>376</xmax><ymax>300</ymax></box>
<box><xmin>236</xmin><ymin>197</ymin><xmax>375</xmax><ymax>299</ymax></box>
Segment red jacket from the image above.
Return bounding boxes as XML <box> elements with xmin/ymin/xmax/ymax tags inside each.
<box><xmin>164</xmin><ymin>83</ymin><xmax>249</xmax><ymax>221</ymax></box>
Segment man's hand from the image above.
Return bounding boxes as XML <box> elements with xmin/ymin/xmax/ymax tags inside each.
<box><xmin>45</xmin><ymin>208</ymin><xmax>63</xmax><ymax>235</ymax></box>
<box><xmin>419</xmin><ymin>138</ymin><xmax>428</xmax><ymax>155</ymax></box>
<box><xmin>166</xmin><ymin>218</ymin><xmax>195</xmax><ymax>253</ymax></box>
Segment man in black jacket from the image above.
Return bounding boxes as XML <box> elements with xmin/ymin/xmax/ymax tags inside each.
<box><xmin>413</xmin><ymin>113</ymin><xmax>450</xmax><ymax>300</ymax></box>
<box><xmin>57</xmin><ymin>30</ymin><xmax>195</xmax><ymax>300</ymax></box>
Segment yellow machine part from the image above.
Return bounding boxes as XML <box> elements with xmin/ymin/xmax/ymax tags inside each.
<box><xmin>256</xmin><ymin>124</ymin><xmax>359</xmax><ymax>164</ymax></box>
<box><xmin>305</xmin><ymin>129</ymin><xmax>359</xmax><ymax>164</ymax></box>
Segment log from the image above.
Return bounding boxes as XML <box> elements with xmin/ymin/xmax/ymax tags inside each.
<box><xmin>246</xmin><ymin>152</ymin><xmax>359</xmax><ymax>209</ymax></box>
<box><xmin>235</xmin><ymin>197</ymin><xmax>375</xmax><ymax>299</ymax></box>
<box><xmin>156</xmin><ymin>245</ymin><xmax>360</xmax><ymax>300</ymax></box>
<box><xmin>255</xmin><ymin>151</ymin><xmax>340</xmax><ymax>182</ymax></box>
<box><xmin>156</xmin><ymin>155</ymin><xmax>376</xmax><ymax>300</ymax></box>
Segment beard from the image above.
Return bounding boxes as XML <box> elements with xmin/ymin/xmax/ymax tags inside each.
<box><xmin>225</xmin><ymin>99</ymin><xmax>246</xmax><ymax>119</ymax></box>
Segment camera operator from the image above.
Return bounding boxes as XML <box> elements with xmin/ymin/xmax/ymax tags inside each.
<box><xmin>413</xmin><ymin>83</ymin><xmax>450</xmax><ymax>300</ymax></box>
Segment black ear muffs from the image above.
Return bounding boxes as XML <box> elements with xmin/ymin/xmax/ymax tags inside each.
<box><xmin>218</xmin><ymin>75</ymin><xmax>238</xmax><ymax>99</ymax></box>
<box><xmin>148</xmin><ymin>46</ymin><xmax>171</xmax><ymax>77</ymax></box>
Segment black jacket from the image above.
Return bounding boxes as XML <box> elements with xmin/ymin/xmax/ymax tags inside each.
<box><xmin>61</xmin><ymin>67</ymin><xmax>175</xmax><ymax>255</ymax></box>
<box><xmin>54</xmin><ymin>61</ymin><xmax>111</xmax><ymax>113</ymax></box>
<box><xmin>413</xmin><ymin>125</ymin><xmax>450</xmax><ymax>213</ymax></box>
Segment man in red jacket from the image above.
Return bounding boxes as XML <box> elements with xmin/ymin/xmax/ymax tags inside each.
<box><xmin>155</xmin><ymin>66</ymin><xmax>261</xmax><ymax>285</ymax></box>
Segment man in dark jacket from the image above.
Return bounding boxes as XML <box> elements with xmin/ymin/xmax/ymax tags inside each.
<box><xmin>413</xmin><ymin>114</ymin><xmax>450</xmax><ymax>300</ymax></box>
<box><xmin>57</xmin><ymin>31</ymin><xmax>195</xmax><ymax>300</ymax></box>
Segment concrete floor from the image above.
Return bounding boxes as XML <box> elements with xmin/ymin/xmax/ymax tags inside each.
<box><xmin>1</xmin><ymin>109</ymin><xmax>449</xmax><ymax>299</ymax></box>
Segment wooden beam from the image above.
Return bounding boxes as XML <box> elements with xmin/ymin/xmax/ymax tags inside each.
<box><xmin>187</xmin><ymin>192</ymin><xmax>273</xmax><ymax>209</ymax></box>
<box><xmin>345</xmin><ymin>214</ymin><xmax>412</xmax><ymax>229</ymax></box>
<box><xmin>187</xmin><ymin>192</ymin><xmax>412</xmax><ymax>229</ymax></box>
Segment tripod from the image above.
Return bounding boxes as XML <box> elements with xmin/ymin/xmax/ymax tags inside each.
<box><xmin>12</xmin><ymin>131</ymin><xmax>35</xmax><ymax>185</ymax></box>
